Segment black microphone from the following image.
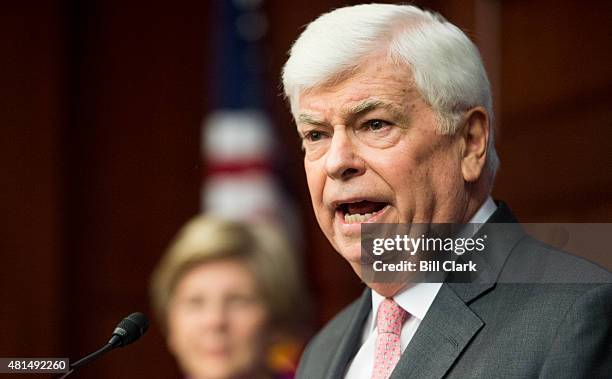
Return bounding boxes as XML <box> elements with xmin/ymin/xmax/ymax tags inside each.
<box><xmin>56</xmin><ymin>312</ymin><xmax>149</xmax><ymax>378</ymax></box>
<box><xmin>108</xmin><ymin>312</ymin><xmax>149</xmax><ymax>347</ymax></box>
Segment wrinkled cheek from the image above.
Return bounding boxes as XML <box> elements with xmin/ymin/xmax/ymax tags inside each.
<box><xmin>305</xmin><ymin>172</ymin><xmax>323</xmax><ymax>206</ymax></box>
<box><xmin>304</xmin><ymin>172</ymin><xmax>329</xmax><ymax>228</ymax></box>
<box><xmin>432</xmin><ymin>156</ymin><xmax>462</xmax><ymax>191</ymax></box>
<box><xmin>303</xmin><ymin>160</ymin><xmax>317</xmax><ymax>184</ymax></box>
<box><xmin>394</xmin><ymin>164</ymin><xmax>436</xmax><ymax>222</ymax></box>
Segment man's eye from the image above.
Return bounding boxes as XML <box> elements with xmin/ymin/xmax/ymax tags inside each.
<box><xmin>304</xmin><ymin>130</ymin><xmax>326</xmax><ymax>141</ymax></box>
<box><xmin>363</xmin><ymin>119</ymin><xmax>389</xmax><ymax>131</ymax></box>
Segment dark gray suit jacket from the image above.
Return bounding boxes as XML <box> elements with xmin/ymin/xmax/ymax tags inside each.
<box><xmin>297</xmin><ymin>204</ymin><xmax>612</xmax><ymax>378</ymax></box>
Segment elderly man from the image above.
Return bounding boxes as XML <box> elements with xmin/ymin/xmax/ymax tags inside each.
<box><xmin>282</xmin><ymin>4</ymin><xmax>611</xmax><ymax>379</ymax></box>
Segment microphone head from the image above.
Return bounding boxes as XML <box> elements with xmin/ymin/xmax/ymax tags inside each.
<box><xmin>109</xmin><ymin>312</ymin><xmax>149</xmax><ymax>347</ymax></box>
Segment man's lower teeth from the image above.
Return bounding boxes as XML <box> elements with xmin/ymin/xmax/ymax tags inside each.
<box><xmin>344</xmin><ymin>212</ymin><xmax>374</xmax><ymax>223</ymax></box>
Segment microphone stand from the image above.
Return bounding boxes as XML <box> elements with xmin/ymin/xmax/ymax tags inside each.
<box><xmin>55</xmin><ymin>343</ymin><xmax>115</xmax><ymax>378</ymax></box>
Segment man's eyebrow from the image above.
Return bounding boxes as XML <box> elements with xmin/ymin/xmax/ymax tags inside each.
<box><xmin>348</xmin><ymin>99</ymin><xmax>388</xmax><ymax>115</ymax></box>
<box><xmin>297</xmin><ymin>99</ymin><xmax>407</xmax><ymax>126</ymax></box>
<box><xmin>345</xmin><ymin>99</ymin><xmax>406</xmax><ymax>122</ymax></box>
<box><xmin>297</xmin><ymin>113</ymin><xmax>326</xmax><ymax>126</ymax></box>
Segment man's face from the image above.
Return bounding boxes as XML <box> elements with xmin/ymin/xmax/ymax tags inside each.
<box><xmin>297</xmin><ymin>55</ymin><xmax>469</xmax><ymax>273</ymax></box>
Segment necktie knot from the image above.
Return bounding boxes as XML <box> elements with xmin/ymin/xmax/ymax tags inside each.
<box><xmin>377</xmin><ymin>298</ymin><xmax>407</xmax><ymax>335</ymax></box>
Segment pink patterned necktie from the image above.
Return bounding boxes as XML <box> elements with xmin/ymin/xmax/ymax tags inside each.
<box><xmin>371</xmin><ymin>298</ymin><xmax>408</xmax><ymax>379</ymax></box>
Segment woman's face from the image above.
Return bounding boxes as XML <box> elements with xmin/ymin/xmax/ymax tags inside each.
<box><xmin>167</xmin><ymin>258</ymin><xmax>270</xmax><ymax>379</ymax></box>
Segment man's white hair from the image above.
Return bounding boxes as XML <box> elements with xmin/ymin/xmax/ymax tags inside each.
<box><xmin>282</xmin><ymin>3</ymin><xmax>499</xmax><ymax>178</ymax></box>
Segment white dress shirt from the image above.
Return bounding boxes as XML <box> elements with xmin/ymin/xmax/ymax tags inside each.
<box><xmin>344</xmin><ymin>197</ymin><xmax>497</xmax><ymax>379</ymax></box>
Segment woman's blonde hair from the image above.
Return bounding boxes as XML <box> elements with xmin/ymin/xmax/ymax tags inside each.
<box><xmin>150</xmin><ymin>216</ymin><xmax>307</xmax><ymax>333</ymax></box>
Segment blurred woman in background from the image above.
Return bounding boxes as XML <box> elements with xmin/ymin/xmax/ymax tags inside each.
<box><xmin>150</xmin><ymin>216</ymin><xmax>309</xmax><ymax>379</ymax></box>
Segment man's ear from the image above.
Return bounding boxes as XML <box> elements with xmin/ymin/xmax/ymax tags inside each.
<box><xmin>460</xmin><ymin>107</ymin><xmax>489</xmax><ymax>182</ymax></box>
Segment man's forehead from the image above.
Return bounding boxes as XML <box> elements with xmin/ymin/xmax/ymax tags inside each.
<box><xmin>298</xmin><ymin>67</ymin><xmax>420</xmax><ymax>117</ymax></box>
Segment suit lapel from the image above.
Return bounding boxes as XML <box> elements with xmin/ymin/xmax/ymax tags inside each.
<box><xmin>324</xmin><ymin>289</ymin><xmax>372</xmax><ymax>379</ymax></box>
<box><xmin>390</xmin><ymin>202</ymin><xmax>525</xmax><ymax>378</ymax></box>
<box><xmin>390</xmin><ymin>284</ymin><xmax>484</xmax><ymax>379</ymax></box>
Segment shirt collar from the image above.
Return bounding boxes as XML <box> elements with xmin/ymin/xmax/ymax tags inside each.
<box><xmin>469</xmin><ymin>196</ymin><xmax>497</xmax><ymax>224</ymax></box>
<box><xmin>371</xmin><ymin>282</ymin><xmax>443</xmax><ymax>327</ymax></box>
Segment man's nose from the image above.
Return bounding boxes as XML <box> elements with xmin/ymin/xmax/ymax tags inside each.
<box><xmin>325</xmin><ymin>129</ymin><xmax>365</xmax><ymax>180</ymax></box>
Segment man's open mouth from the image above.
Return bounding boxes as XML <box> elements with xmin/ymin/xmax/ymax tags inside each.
<box><xmin>337</xmin><ymin>200</ymin><xmax>388</xmax><ymax>224</ymax></box>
